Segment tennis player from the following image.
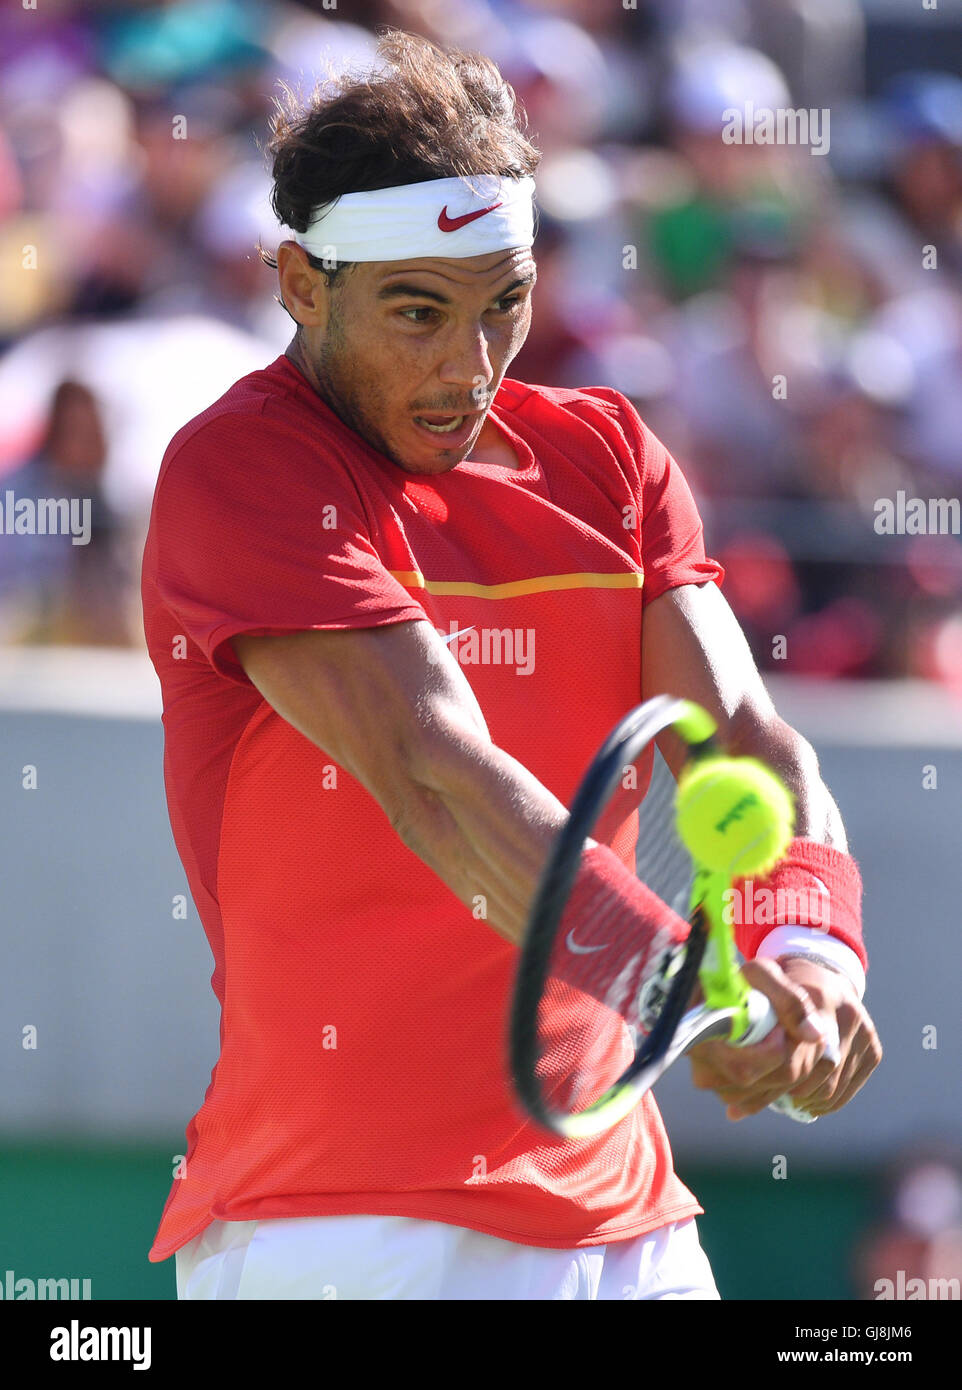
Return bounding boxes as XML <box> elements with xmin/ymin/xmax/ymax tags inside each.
<box><xmin>141</xmin><ymin>31</ymin><xmax>881</xmax><ymax>1300</ymax></box>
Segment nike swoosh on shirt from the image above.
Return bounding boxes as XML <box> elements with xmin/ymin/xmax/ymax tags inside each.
<box><xmin>437</xmin><ymin>202</ymin><xmax>503</xmax><ymax>232</ymax></box>
<box><xmin>565</xmin><ymin>929</ymin><xmax>609</xmax><ymax>955</ymax></box>
<box><xmin>441</xmin><ymin>626</ymin><xmax>476</xmax><ymax>645</ymax></box>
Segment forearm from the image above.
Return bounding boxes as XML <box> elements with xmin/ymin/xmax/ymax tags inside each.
<box><xmin>393</xmin><ymin>731</ymin><xmax>570</xmax><ymax>944</ymax></box>
<box><xmin>396</xmin><ymin>731</ymin><xmax>690</xmax><ymax>1008</ymax></box>
<box><xmin>642</xmin><ymin>585</ymin><xmax>847</xmax><ymax>849</ymax></box>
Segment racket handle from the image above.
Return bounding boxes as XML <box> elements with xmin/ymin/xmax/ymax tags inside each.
<box><xmin>735</xmin><ymin>990</ymin><xmax>841</xmax><ymax>1124</ymax></box>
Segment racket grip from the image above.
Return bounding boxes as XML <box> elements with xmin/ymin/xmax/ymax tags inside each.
<box><xmin>736</xmin><ymin>990</ymin><xmax>841</xmax><ymax>1124</ymax></box>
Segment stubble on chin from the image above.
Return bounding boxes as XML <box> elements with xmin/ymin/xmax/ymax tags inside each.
<box><xmin>297</xmin><ymin>329</ymin><xmax>398</xmax><ymax>464</ymax></box>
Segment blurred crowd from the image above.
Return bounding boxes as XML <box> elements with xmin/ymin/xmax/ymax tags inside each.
<box><xmin>1</xmin><ymin>0</ymin><xmax>961</xmax><ymax>682</ymax></box>
<box><xmin>854</xmin><ymin>1148</ymin><xmax>962</xmax><ymax>1302</ymax></box>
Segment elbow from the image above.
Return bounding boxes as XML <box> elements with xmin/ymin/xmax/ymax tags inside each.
<box><xmin>728</xmin><ymin>706</ymin><xmax>819</xmax><ymax>793</ymax></box>
<box><xmin>397</xmin><ymin>704</ymin><xmax>489</xmax><ymax>804</ymax></box>
<box><xmin>385</xmin><ymin>776</ymin><xmax>442</xmax><ymax>850</ymax></box>
<box><xmin>383</xmin><ymin>725</ymin><xmax>463</xmax><ymax>854</ymax></box>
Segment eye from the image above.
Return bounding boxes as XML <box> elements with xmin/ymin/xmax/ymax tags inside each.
<box><xmin>494</xmin><ymin>296</ymin><xmax>524</xmax><ymax>314</ymax></box>
<box><xmin>400</xmin><ymin>306</ymin><xmax>439</xmax><ymax>324</ymax></box>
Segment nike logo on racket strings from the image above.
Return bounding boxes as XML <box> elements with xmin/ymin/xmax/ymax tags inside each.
<box><xmin>437</xmin><ymin>202</ymin><xmax>503</xmax><ymax>232</ymax></box>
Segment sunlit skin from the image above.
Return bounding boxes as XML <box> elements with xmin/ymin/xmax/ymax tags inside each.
<box><xmin>276</xmin><ymin>243</ymin><xmax>537</xmax><ymax>475</ymax></box>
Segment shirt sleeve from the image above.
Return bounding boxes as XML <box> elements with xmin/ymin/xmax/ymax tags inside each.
<box><xmin>600</xmin><ymin>390</ymin><xmax>724</xmax><ymax>606</ymax></box>
<box><xmin>149</xmin><ymin>413</ymin><xmax>427</xmax><ymax>685</ymax></box>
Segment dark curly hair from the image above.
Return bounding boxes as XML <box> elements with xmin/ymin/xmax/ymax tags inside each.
<box><xmin>258</xmin><ymin>28</ymin><xmax>541</xmax><ymax>305</ymax></box>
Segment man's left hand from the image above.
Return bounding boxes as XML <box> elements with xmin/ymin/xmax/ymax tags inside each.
<box><xmin>688</xmin><ymin>956</ymin><xmax>882</xmax><ymax>1122</ymax></box>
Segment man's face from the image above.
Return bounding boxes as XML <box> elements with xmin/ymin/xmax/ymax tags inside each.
<box><xmin>277</xmin><ymin>245</ymin><xmax>537</xmax><ymax>474</ymax></box>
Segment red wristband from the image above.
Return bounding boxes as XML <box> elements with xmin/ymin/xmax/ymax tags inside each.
<box><xmin>731</xmin><ymin>838</ymin><xmax>865</xmax><ymax>968</ymax></box>
<box><xmin>552</xmin><ymin>842</ymin><xmax>689</xmax><ymax>1005</ymax></box>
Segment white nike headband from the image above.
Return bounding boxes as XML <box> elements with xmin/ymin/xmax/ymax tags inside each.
<box><xmin>292</xmin><ymin>174</ymin><xmax>536</xmax><ymax>263</ymax></box>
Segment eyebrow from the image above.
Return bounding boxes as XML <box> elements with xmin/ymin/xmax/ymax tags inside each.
<box><xmin>375</xmin><ymin>274</ymin><xmax>537</xmax><ymax>305</ymax></box>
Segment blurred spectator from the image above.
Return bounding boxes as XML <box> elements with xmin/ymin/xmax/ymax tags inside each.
<box><xmin>0</xmin><ymin>380</ymin><xmax>130</xmax><ymax>646</ymax></box>
<box><xmin>885</xmin><ymin>72</ymin><xmax>962</xmax><ymax>276</ymax></box>
<box><xmin>854</xmin><ymin>1152</ymin><xmax>962</xmax><ymax>1301</ymax></box>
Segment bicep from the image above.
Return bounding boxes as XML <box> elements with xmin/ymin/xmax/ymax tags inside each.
<box><xmin>641</xmin><ymin>582</ymin><xmax>777</xmax><ymax>773</ymax></box>
<box><xmin>232</xmin><ymin>620</ymin><xmax>491</xmax><ymax>824</ymax></box>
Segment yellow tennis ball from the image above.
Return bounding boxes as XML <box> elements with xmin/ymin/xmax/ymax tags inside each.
<box><xmin>675</xmin><ymin>756</ymin><xmax>794</xmax><ymax>877</ymax></box>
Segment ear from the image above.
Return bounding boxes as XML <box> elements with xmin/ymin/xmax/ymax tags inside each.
<box><xmin>277</xmin><ymin>241</ymin><xmax>329</xmax><ymax>331</ymax></box>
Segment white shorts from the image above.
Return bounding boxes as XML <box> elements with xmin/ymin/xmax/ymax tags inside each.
<box><xmin>175</xmin><ymin>1213</ymin><xmax>719</xmax><ymax>1300</ymax></box>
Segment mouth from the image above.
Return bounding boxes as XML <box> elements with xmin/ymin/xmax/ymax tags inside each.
<box><xmin>415</xmin><ymin>414</ymin><xmax>468</xmax><ymax>433</ymax></box>
<box><xmin>412</xmin><ymin>410</ymin><xmax>484</xmax><ymax>447</ymax></box>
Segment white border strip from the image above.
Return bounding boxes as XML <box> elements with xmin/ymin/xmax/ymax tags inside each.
<box><xmin>0</xmin><ymin>647</ymin><xmax>161</xmax><ymax>720</ymax></box>
<box><xmin>0</xmin><ymin>648</ymin><xmax>961</xmax><ymax>744</ymax></box>
<box><xmin>763</xmin><ymin>674</ymin><xmax>962</xmax><ymax>746</ymax></box>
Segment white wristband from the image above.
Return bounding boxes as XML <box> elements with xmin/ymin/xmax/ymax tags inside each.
<box><xmin>755</xmin><ymin>925</ymin><xmax>866</xmax><ymax>1000</ymax></box>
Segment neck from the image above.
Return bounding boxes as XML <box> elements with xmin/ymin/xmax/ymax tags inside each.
<box><xmin>466</xmin><ymin>413</ymin><xmax>520</xmax><ymax>469</ymax></box>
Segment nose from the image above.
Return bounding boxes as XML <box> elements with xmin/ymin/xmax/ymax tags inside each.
<box><xmin>437</xmin><ymin>322</ymin><xmax>495</xmax><ymax>402</ymax></box>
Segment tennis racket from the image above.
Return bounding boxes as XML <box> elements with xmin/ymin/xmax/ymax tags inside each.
<box><xmin>509</xmin><ymin>694</ymin><xmax>839</xmax><ymax>1139</ymax></box>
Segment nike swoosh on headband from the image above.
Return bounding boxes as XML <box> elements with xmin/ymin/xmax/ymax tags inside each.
<box><xmin>438</xmin><ymin>202</ymin><xmax>503</xmax><ymax>233</ymax></box>
<box><xmin>565</xmin><ymin>928</ymin><xmax>609</xmax><ymax>955</ymax></box>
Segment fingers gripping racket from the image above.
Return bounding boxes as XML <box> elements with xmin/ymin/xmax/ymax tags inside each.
<box><xmin>509</xmin><ymin>695</ymin><xmax>838</xmax><ymax>1140</ymax></box>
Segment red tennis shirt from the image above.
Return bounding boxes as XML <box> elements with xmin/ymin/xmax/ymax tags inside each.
<box><xmin>141</xmin><ymin>353</ymin><xmax>724</xmax><ymax>1262</ymax></box>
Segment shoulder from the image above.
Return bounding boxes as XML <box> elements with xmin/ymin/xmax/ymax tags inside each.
<box><xmin>497</xmin><ymin>377</ymin><xmax>637</xmax><ymax>423</ymax></box>
<box><xmin>154</xmin><ymin>355</ymin><xmax>357</xmax><ymax>506</ymax></box>
<box><xmin>160</xmin><ymin>356</ymin><xmax>307</xmax><ymax>467</ymax></box>
<box><xmin>496</xmin><ymin>377</ymin><xmax>659</xmax><ymax>477</ymax></box>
